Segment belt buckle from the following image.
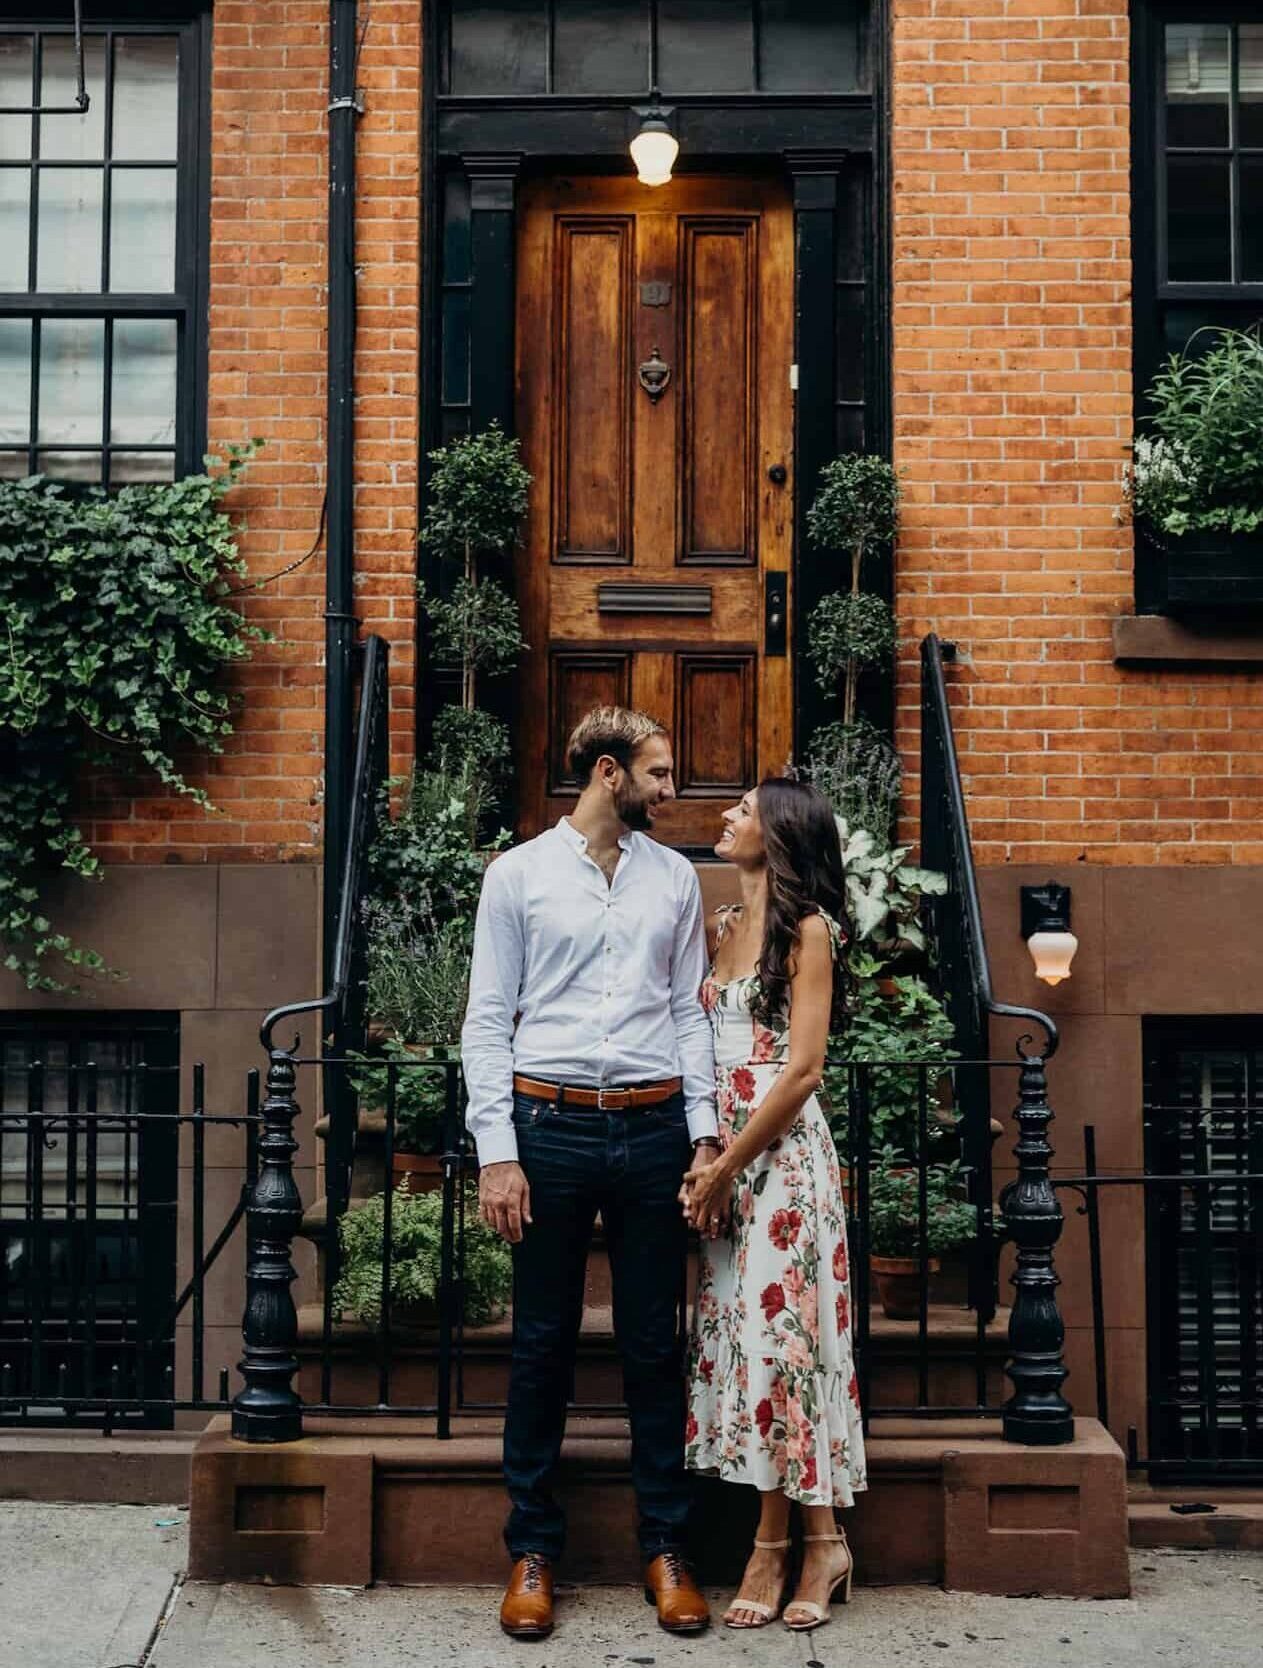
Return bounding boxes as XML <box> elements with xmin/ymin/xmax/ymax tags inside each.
<box><xmin>597</xmin><ymin>1086</ymin><xmax>625</xmax><ymax>1111</ymax></box>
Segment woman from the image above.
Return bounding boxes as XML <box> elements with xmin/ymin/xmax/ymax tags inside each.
<box><xmin>682</xmin><ymin>777</ymin><xmax>865</xmax><ymax>1631</ymax></box>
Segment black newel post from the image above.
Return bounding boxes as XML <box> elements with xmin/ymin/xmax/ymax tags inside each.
<box><xmin>999</xmin><ymin>1049</ymin><xmax>1074</xmax><ymax>1445</ymax></box>
<box><xmin>232</xmin><ymin>1044</ymin><xmax>304</xmax><ymax>1442</ymax></box>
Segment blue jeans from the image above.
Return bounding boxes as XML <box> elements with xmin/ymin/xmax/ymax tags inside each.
<box><xmin>503</xmin><ymin>1088</ymin><xmax>692</xmax><ymax>1563</ymax></box>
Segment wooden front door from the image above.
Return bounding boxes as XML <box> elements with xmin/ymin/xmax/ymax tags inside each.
<box><xmin>515</xmin><ymin>174</ymin><xmax>794</xmax><ymax>848</ymax></box>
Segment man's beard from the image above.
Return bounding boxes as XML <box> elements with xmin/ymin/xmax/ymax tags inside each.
<box><xmin>615</xmin><ymin>780</ymin><xmax>654</xmax><ymax>832</ymax></box>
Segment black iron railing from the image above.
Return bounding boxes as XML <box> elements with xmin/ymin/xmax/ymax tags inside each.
<box><xmin>0</xmin><ymin>1053</ymin><xmax>259</xmax><ymax>1429</ymax></box>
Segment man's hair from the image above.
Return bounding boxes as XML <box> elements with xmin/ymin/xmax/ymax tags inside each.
<box><xmin>565</xmin><ymin>705</ymin><xmax>667</xmax><ymax>786</ymax></box>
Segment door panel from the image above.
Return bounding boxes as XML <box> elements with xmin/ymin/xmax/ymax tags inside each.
<box><xmin>516</xmin><ymin>174</ymin><xmax>793</xmax><ymax>847</ymax></box>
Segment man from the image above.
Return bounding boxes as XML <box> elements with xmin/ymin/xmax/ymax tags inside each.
<box><xmin>462</xmin><ymin>705</ymin><xmax>722</xmax><ymax>1640</ymax></box>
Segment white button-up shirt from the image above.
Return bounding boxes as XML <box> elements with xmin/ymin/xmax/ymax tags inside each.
<box><xmin>461</xmin><ymin>818</ymin><xmax>719</xmax><ymax>1165</ymax></box>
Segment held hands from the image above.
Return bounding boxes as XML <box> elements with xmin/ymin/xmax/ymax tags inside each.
<box><xmin>478</xmin><ymin>1160</ymin><xmax>532</xmax><ymax>1244</ymax></box>
<box><xmin>679</xmin><ymin>1142</ymin><xmax>732</xmax><ymax>1240</ymax></box>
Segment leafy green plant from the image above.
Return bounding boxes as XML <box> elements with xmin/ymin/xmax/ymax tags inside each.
<box><xmin>807</xmin><ymin>593</ymin><xmax>897</xmax><ymax>707</ymax></box>
<box><xmin>806</xmin><ymin>718</ymin><xmax>903</xmax><ymax>851</ymax></box>
<box><xmin>1128</xmin><ymin>327</ymin><xmax>1263</xmax><ymax>537</ymax></box>
<box><xmin>429</xmin><ymin>704</ymin><xmax>512</xmax><ymax>803</ymax></box>
<box><xmin>363</xmin><ymin>901</ymin><xmax>471</xmax><ymax>1049</ymax></box>
<box><xmin>838</xmin><ymin>821</ymin><xmax>947</xmax><ymax>958</ymax></box>
<box><xmin>332</xmin><ymin>1182</ymin><xmax>512</xmax><ymax>1327</ymax></box>
<box><xmin>868</xmin><ymin>1146</ymin><xmax>976</xmax><ymax>1259</ymax></box>
<box><xmin>347</xmin><ymin>1038</ymin><xmax>452</xmax><ymax>1155</ymax></box>
<box><xmin>366</xmin><ymin>761</ymin><xmax>507</xmax><ymax>938</ymax></box>
<box><xmin>806</xmin><ymin>453</ymin><xmax>900</xmax><ymax>567</ymax></box>
<box><xmin>0</xmin><ymin>445</ymin><xmax>267</xmax><ymax>989</ymax></box>
<box><xmin>824</xmin><ymin>956</ymin><xmax>958</xmax><ymax>1153</ymax></box>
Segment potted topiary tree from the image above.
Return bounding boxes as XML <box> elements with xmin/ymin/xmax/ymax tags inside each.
<box><xmin>867</xmin><ymin>1147</ymin><xmax>978</xmax><ymax>1319</ymax></box>
<box><xmin>804</xmin><ymin>453</ymin><xmax>902</xmax><ymax>846</ymax></box>
<box><xmin>1127</xmin><ymin>326</ymin><xmax>1263</xmax><ymax>613</ymax></box>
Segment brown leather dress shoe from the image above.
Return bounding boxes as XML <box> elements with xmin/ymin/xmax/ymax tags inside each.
<box><xmin>643</xmin><ymin>1550</ymin><xmax>710</xmax><ymax>1633</ymax></box>
<box><xmin>500</xmin><ymin>1554</ymin><xmax>554</xmax><ymax>1639</ymax></box>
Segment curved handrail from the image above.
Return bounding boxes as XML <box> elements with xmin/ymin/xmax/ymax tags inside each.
<box><xmin>920</xmin><ymin>633</ymin><xmax>1058</xmax><ymax>1061</ymax></box>
<box><xmin>259</xmin><ymin>633</ymin><xmax>390</xmax><ymax>1053</ymax></box>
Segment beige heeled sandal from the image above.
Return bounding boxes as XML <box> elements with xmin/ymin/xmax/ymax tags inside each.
<box><xmin>722</xmin><ymin>1538</ymin><xmax>791</xmax><ymax>1629</ymax></box>
<box><xmin>782</xmin><ymin>1530</ymin><xmax>853</xmax><ymax>1631</ymax></box>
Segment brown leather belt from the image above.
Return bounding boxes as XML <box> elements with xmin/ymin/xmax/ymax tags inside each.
<box><xmin>513</xmin><ymin>1073</ymin><xmax>682</xmax><ymax>1112</ymax></box>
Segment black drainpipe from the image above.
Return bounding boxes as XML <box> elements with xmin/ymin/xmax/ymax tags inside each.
<box><xmin>323</xmin><ymin>0</ymin><xmax>359</xmax><ymax>995</ymax></box>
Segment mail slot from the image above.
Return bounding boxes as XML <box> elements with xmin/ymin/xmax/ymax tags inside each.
<box><xmin>596</xmin><ymin>585</ymin><xmax>713</xmax><ymax>615</ymax></box>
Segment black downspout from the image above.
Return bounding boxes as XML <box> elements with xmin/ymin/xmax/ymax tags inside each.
<box><xmin>324</xmin><ymin>0</ymin><xmax>359</xmax><ymax>999</ymax></box>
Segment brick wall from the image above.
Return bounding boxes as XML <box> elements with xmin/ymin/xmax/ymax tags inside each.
<box><xmin>86</xmin><ymin>0</ymin><xmax>420</xmax><ymax>863</ymax></box>
<box><xmin>893</xmin><ymin>0</ymin><xmax>1263</xmax><ymax>866</ymax></box>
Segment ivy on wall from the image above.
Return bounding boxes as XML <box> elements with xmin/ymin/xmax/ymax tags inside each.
<box><xmin>0</xmin><ymin>444</ymin><xmax>268</xmax><ymax>990</ymax></box>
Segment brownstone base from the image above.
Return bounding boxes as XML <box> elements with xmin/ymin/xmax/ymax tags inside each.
<box><xmin>188</xmin><ymin>1413</ymin><xmax>1129</xmax><ymax>1596</ymax></box>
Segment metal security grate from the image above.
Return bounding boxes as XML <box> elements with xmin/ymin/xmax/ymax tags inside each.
<box><xmin>1144</xmin><ymin>1022</ymin><xmax>1263</xmax><ymax>1478</ymax></box>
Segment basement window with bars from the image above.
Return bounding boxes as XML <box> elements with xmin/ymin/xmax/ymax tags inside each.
<box><xmin>1143</xmin><ymin>1019</ymin><xmax>1263</xmax><ymax>1478</ymax></box>
<box><xmin>0</xmin><ymin>18</ymin><xmax>205</xmax><ymax>485</ymax></box>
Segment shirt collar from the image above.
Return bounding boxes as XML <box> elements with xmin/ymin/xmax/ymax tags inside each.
<box><xmin>557</xmin><ymin>817</ymin><xmax>635</xmax><ymax>855</ymax></box>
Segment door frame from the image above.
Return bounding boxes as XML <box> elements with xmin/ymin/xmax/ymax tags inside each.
<box><xmin>416</xmin><ymin>0</ymin><xmax>894</xmax><ymax>841</ymax></box>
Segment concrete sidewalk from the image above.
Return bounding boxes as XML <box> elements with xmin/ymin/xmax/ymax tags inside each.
<box><xmin>4</xmin><ymin>1503</ymin><xmax>1262</xmax><ymax>1668</ymax></box>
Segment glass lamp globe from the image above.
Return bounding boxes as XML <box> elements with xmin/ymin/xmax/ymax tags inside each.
<box><xmin>1027</xmin><ymin>928</ymin><xmax>1078</xmax><ymax>987</ymax></box>
<box><xmin>630</xmin><ymin>118</ymin><xmax>678</xmax><ymax>187</ymax></box>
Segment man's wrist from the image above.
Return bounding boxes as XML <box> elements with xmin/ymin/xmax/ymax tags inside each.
<box><xmin>691</xmin><ymin>1136</ymin><xmax>721</xmax><ymax>1153</ymax></box>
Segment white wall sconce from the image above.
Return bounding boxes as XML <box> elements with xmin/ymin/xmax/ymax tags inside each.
<box><xmin>1020</xmin><ymin>882</ymin><xmax>1078</xmax><ymax>986</ymax></box>
<box><xmin>630</xmin><ymin>98</ymin><xmax>678</xmax><ymax>186</ymax></box>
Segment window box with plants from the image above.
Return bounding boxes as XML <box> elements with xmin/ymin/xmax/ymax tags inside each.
<box><xmin>1127</xmin><ymin>328</ymin><xmax>1263</xmax><ymax>616</ymax></box>
<box><xmin>867</xmin><ymin>1148</ymin><xmax>978</xmax><ymax>1321</ymax></box>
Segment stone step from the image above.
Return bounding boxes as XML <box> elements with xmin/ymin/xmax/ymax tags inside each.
<box><xmin>295</xmin><ymin>1301</ymin><xmax>1010</xmax><ymax>1413</ymax></box>
<box><xmin>189</xmin><ymin>1412</ymin><xmax>1131</xmax><ymax>1596</ymax></box>
<box><xmin>1128</xmin><ymin>1483</ymin><xmax>1263</xmax><ymax>1550</ymax></box>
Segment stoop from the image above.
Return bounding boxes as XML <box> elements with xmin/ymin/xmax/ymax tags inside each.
<box><xmin>189</xmin><ymin>1413</ymin><xmax>1130</xmax><ymax>1596</ymax></box>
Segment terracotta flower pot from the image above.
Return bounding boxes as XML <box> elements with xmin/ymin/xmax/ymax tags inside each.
<box><xmin>391</xmin><ymin>1152</ymin><xmax>444</xmax><ymax>1195</ymax></box>
<box><xmin>870</xmin><ymin>1252</ymin><xmax>941</xmax><ymax>1320</ymax></box>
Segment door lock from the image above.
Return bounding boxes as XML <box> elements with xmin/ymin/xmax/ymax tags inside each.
<box><xmin>764</xmin><ymin>572</ymin><xmax>788</xmax><ymax>658</ymax></box>
<box><xmin>767</xmin><ymin>464</ymin><xmax>788</xmax><ymax>485</ymax></box>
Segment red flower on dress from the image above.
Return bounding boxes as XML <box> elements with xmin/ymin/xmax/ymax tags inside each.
<box><xmin>848</xmin><ymin>1370</ymin><xmax>861</xmax><ymax>1408</ymax></box>
<box><xmin>731</xmin><ymin>1067</ymin><xmax>757</xmax><ymax>1104</ymax></box>
<box><xmin>755</xmin><ymin>1397</ymin><xmax>775</xmax><ymax>1438</ymax></box>
<box><xmin>698</xmin><ymin>1357</ymin><xmax>714</xmax><ymax>1385</ymax></box>
<box><xmin>800</xmin><ymin>1454</ymin><xmax>818</xmax><ymax>1494</ymax></box>
<box><xmin>760</xmin><ymin>1282</ymin><xmax>787</xmax><ymax>1322</ymax></box>
<box><xmin>835</xmin><ymin>1291</ymin><xmax>849</xmax><ymax>1333</ymax></box>
<box><xmin>832</xmin><ymin>1240</ymin><xmax>849</xmax><ymax>1282</ymax></box>
<box><xmin>700</xmin><ymin>977</ymin><xmax>719</xmax><ymax>1014</ymax></box>
<box><xmin>685</xmin><ymin>1411</ymin><xmax>699</xmax><ymax>1443</ymax></box>
<box><xmin>751</xmin><ymin>1024</ymin><xmax>777</xmax><ymax>1063</ymax></box>
<box><xmin>768</xmin><ymin>1208</ymin><xmax>803</xmax><ymax>1250</ymax></box>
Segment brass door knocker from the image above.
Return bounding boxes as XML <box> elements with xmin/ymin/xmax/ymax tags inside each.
<box><xmin>637</xmin><ymin>346</ymin><xmax>671</xmax><ymax>403</ymax></box>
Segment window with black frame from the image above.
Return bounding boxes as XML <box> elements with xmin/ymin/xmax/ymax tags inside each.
<box><xmin>0</xmin><ymin>21</ymin><xmax>203</xmax><ymax>485</ymax></box>
<box><xmin>1138</xmin><ymin>17</ymin><xmax>1263</xmax><ymax>382</ymax></box>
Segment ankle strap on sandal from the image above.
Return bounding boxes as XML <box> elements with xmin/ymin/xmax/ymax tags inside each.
<box><xmin>753</xmin><ymin>1537</ymin><xmax>791</xmax><ymax>1550</ymax></box>
<box><xmin>803</xmin><ymin>1532</ymin><xmax>848</xmax><ymax>1543</ymax></box>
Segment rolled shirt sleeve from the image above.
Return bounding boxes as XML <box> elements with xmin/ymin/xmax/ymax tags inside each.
<box><xmin>460</xmin><ymin>856</ymin><xmax>525</xmax><ymax>1166</ymax></box>
<box><xmin>670</xmin><ymin>865</ymin><xmax>719</xmax><ymax>1144</ymax></box>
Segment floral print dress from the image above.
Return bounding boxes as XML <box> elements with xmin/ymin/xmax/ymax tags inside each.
<box><xmin>685</xmin><ymin>907</ymin><xmax>867</xmax><ymax>1507</ymax></box>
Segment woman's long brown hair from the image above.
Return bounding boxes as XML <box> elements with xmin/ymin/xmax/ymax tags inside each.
<box><xmin>750</xmin><ymin>776</ymin><xmax>852</xmax><ymax>1032</ymax></box>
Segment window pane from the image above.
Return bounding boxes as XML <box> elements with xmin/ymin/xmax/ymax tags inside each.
<box><xmin>658</xmin><ymin>1</ymin><xmax>752</xmax><ymax>93</ymax></box>
<box><xmin>108</xmin><ymin>168</ymin><xmax>177</xmax><ymax>292</ymax></box>
<box><xmin>0</xmin><ymin>451</ymin><xmax>27</xmax><ymax>478</ymax></box>
<box><xmin>553</xmin><ymin>0</ymin><xmax>648</xmax><ymax>94</ymax></box>
<box><xmin>112</xmin><ymin>37</ymin><xmax>178</xmax><ymax>161</ymax></box>
<box><xmin>110</xmin><ymin>318</ymin><xmax>176</xmax><ymax>445</ymax></box>
<box><xmin>36</xmin><ymin>167</ymin><xmax>103</xmax><ymax>291</ymax></box>
<box><xmin>1241</xmin><ymin>26</ymin><xmax>1263</xmax><ymax>148</ymax></box>
<box><xmin>758</xmin><ymin>0</ymin><xmax>861</xmax><ymax>94</ymax></box>
<box><xmin>109</xmin><ymin>451</ymin><xmax>175</xmax><ymax>483</ymax></box>
<box><xmin>0</xmin><ymin>168</ymin><xmax>29</xmax><ymax>291</ymax></box>
<box><xmin>0</xmin><ymin>35</ymin><xmax>34</xmax><ymax>162</ymax></box>
<box><xmin>34</xmin><ymin>449</ymin><xmax>102</xmax><ymax>482</ymax></box>
<box><xmin>0</xmin><ymin>318</ymin><xmax>32</xmax><ymax>443</ymax></box>
<box><xmin>38</xmin><ymin>317</ymin><xmax>104</xmax><ymax>446</ymax></box>
<box><xmin>1164</xmin><ymin>25</ymin><xmax>1230</xmax><ymax>149</ymax></box>
<box><xmin>1242</xmin><ymin>159</ymin><xmax>1263</xmax><ymax>282</ymax></box>
<box><xmin>38</xmin><ymin>35</ymin><xmax>106</xmax><ymax>162</ymax></box>
<box><xmin>1166</xmin><ymin>155</ymin><xmax>1231</xmax><ymax>281</ymax></box>
<box><xmin>447</xmin><ymin>1</ymin><xmax>547</xmax><ymax>94</ymax></box>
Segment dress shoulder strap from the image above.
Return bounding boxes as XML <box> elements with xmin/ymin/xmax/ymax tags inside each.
<box><xmin>714</xmin><ymin>902</ymin><xmax>741</xmax><ymax>944</ymax></box>
<box><xmin>815</xmin><ymin>909</ymin><xmax>848</xmax><ymax>962</ymax></box>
